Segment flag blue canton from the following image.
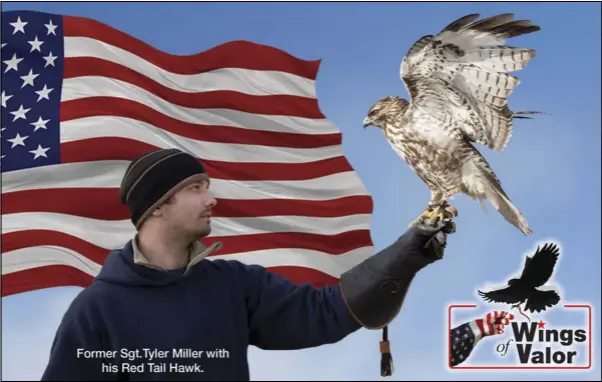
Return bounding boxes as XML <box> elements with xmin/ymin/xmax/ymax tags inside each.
<box><xmin>1</xmin><ymin>10</ymin><xmax>64</xmax><ymax>173</ymax></box>
<box><xmin>450</xmin><ymin>322</ymin><xmax>477</xmax><ymax>366</ymax></box>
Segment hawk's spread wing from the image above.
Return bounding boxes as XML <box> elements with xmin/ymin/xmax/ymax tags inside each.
<box><xmin>519</xmin><ymin>243</ymin><xmax>560</xmax><ymax>288</ymax></box>
<box><xmin>478</xmin><ymin>284</ymin><xmax>523</xmax><ymax>304</ymax></box>
<box><xmin>400</xmin><ymin>14</ymin><xmax>540</xmax><ymax>151</ymax></box>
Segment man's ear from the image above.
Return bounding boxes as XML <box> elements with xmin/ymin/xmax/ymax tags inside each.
<box><xmin>151</xmin><ymin>204</ymin><xmax>165</xmax><ymax>217</ymax></box>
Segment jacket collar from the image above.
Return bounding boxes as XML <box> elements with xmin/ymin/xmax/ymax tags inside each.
<box><xmin>132</xmin><ymin>235</ymin><xmax>222</xmax><ymax>273</ymax></box>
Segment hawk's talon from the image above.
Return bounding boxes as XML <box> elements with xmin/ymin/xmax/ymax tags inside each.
<box><xmin>409</xmin><ymin>202</ymin><xmax>457</xmax><ymax>228</ymax></box>
<box><xmin>444</xmin><ymin>204</ymin><xmax>458</xmax><ymax>218</ymax></box>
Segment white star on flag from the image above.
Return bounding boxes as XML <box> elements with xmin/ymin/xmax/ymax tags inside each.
<box><xmin>10</xmin><ymin>16</ymin><xmax>27</xmax><ymax>34</ymax></box>
<box><xmin>35</xmin><ymin>84</ymin><xmax>53</xmax><ymax>101</ymax></box>
<box><xmin>3</xmin><ymin>53</ymin><xmax>23</xmax><ymax>73</ymax></box>
<box><xmin>43</xmin><ymin>51</ymin><xmax>58</xmax><ymax>67</ymax></box>
<box><xmin>10</xmin><ymin>104</ymin><xmax>31</xmax><ymax>121</ymax></box>
<box><xmin>45</xmin><ymin>19</ymin><xmax>58</xmax><ymax>35</ymax></box>
<box><xmin>31</xmin><ymin>117</ymin><xmax>50</xmax><ymax>131</ymax></box>
<box><xmin>28</xmin><ymin>35</ymin><xmax>44</xmax><ymax>52</ymax></box>
<box><xmin>1</xmin><ymin>90</ymin><xmax>12</xmax><ymax>107</ymax></box>
<box><xmin>20</xmin><ymin>69</ymin><xmax>39</xmax><ymax>88</ymax></box>
<box><xmin>29</xmin><ymin>144</ymin><xmax>51</xmax><ymax>159</ymax></box>
<box><xmin>7</xmin><ymin>133</ymin><xmax>29</xmax><ymax>148</ymax></box>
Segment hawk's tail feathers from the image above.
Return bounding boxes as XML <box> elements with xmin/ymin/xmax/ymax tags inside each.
<box><xmin>485</xmin><ymin>182</ymin><xmax>532</xmax><ymax>236</ymax></box>
<box><xmin>462</xmin><ymin>158</ymin><xmax>532</xmax><ymax>235</ymax></box>
<box><xmin>524</xmin><ymin>289</ymin><xmax>560</xmax><ymax>313</ymax></box>
<box><xmin>478</xmin><ymin>198</ymin><xmax>489</xmax><ymax>215</ymax></box>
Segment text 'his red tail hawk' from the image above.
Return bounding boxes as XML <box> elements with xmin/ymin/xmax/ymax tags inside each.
<box><xmin>363</xmin><ymin>13</ymin><xmax>542</xmax><ymax>235</ymax></box>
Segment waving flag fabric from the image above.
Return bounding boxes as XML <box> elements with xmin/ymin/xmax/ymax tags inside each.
<box><xmin>1</xmin><ymin>10</ymin><xmax>374</xmax><ymax>297</ymax></box>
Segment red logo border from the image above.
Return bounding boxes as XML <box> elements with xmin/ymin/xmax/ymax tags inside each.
<box><xmin>447</xmin><ymin>304</ymin><xmax>593</xmax><ymax>370</ymax></box>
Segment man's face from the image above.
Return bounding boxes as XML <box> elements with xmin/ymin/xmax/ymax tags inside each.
<box><xmin>160</xmin><ymin>180</ymin><xmax>217</xmax><ymax>240</ymax></box>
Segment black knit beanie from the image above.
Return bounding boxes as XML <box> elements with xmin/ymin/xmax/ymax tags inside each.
<box><xmin>119</xmin><ymin>148</ymin><xmax>208</xmax><ymax>229</ymax></box>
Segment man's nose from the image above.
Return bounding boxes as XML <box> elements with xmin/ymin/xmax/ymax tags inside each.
<box><xmin>206</xmin><ymin>192</ymin><xmax>218</xmax><ymax>208</ymax></box>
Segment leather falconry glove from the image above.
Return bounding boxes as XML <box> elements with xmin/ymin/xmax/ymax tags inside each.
<box><xmin>339</xmin><ymin>219</ymin><xmax>455</xmax><ymax>377</ymax></box>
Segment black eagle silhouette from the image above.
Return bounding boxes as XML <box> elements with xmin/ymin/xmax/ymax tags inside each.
<box><xmin>478</xmin><ymin>243</ymin><xmax>561</xmax><ymax>313</ymax></box>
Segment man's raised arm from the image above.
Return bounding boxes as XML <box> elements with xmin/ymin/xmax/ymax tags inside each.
<box><xmin>241</xmin><ymin>221</ymin><xmax>455</xmax><ymax>350</ymax></box>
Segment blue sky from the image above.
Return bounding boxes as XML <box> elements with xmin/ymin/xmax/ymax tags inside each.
<box><xmin>2</xmin><ymin>2</ymin><xmax>600</xmax><ymax>381</ymax></box>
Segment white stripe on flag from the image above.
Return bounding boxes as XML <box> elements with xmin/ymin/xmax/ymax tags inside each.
<box><xmin>60</xmin><ymin>117</ymin><xmax>344</xmax><ymax>164</ymax></box>
<box><xmin>2</xmin><ymin>245</ymin><xmax>373</xmax><ymax>277</ymax></box>
<box><xmin>2</xmin><ymin>162</ymin><xmax>369</xmax><ymax>200</ymax></box>
<box><xmin>2</xmin><ymin>212</ymin><xmax>372</xmax><ymax>243</ymax></box>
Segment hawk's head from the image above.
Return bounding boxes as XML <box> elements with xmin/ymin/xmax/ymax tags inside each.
<box><xmin>363</xmin><ymin>96</ymin><xmax>409</xmax><ymax>130</ymax></box>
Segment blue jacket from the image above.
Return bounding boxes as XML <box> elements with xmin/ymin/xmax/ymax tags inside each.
<box><xmin>41</xmin><ymin>239</ymin><xmax>362</xmax><ymax>381</ymax></box>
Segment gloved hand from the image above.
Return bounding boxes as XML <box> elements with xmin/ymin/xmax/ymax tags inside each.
<box><xmin>387</xmin><ymin>219</ymin><xmax>457</xmax><ymax>274</ymax></box>
<box><xmin>471</xmin><ymin>310</ymin><xmax>515</xmax><ymax>343</ymax></box>
<box><xmin>415</xmin><ymin>219</ymin><xmax>456</xmax><ymax>259</ymax></box>
<box><xmin>339</xmin><ymin>218</ymin><xmax>456</xmax><ymax>330</ymax></box>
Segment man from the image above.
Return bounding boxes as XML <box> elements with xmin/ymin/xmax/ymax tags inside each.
<box><xmin>41</xmin><ymin>148</ymin><xmax>456</xmax><ymax>381</ymax></box>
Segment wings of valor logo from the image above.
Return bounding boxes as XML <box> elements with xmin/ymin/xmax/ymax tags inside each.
<box><xmin>447</xmin><ymin>240</ymin><xmax>594</xmax><ymax>370</ymax></box>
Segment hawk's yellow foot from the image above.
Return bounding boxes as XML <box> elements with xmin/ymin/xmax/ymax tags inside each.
<box><xmin>409</xmin><ymin>206</ymin><xmax>432</xmax><ymax>227</ymax></box>
<box><xmin>409</xmin><ymin>203</ymin><xmax>457</xmax><ymax>227</ymax></box>
<box><xmin>423</xmin><ymin>206</ymin><xmax>448</xmax><ymax>226</ymax></box>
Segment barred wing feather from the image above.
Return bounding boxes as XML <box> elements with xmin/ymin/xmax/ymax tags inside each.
<box><xmin>400</xmin><ymin>14</ymin><xmax>540</xmax><ymax>151</ymax></box>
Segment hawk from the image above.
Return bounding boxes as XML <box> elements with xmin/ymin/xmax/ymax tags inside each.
<box><xmin>362</xmin><ymin>13</ymin><xmax>541</xmax><ymax>235</ymax></box>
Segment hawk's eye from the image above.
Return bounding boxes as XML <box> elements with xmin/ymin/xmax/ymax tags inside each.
<box><xmin>369</xmin><ymin>110</ymin><xmax>378</xmax><ymax>117</ymax></box>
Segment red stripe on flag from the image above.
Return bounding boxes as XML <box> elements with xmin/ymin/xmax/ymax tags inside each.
<box><xmin>267</xmin><ymin>266</ymin><xmax>339</xmax><ymax>289</ymax></box>
<box><xmin>59</xmin><ymin>138</ymin><xmax>353</xmax><ymax>181</ymax></box>
<box><xmin>60</xmin><ymin>98</ymin><xmax>340</xmax><ymax>148</ymax></box>
<box><xmin>2</xmin><ymin>266</ymin><xmax>99</xmax><ymax>297</ymax></box>
<box><xmin>203</xmin><ymin>230</ymin><xmax>372</xmax><ymax>256</ymax></box>
<box><xmin>2</xmin><ymin>189</ymin><xmax>373</xmax><ymax>219</ymax></box>
<box><xmin>2</xmin><ymin>228</ymin><xmax>372</xmax><ymax>259</ymax></box>
<box><xmin>63</xmin><ymin>16</ymin><xmax>321</xmax><ymax>79</ymax></box>
<box><xmin>2</xmin><ymin>230</ymin><xmax>111</xmax><ymax>264</ymax></box>
<box><xmin>1</xmin><ymin>265</ymin><xmax>339</xmax><ymax>297</ymax></box>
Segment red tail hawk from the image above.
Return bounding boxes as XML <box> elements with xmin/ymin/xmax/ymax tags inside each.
<box><xmin>363</xmin><ymin>13</ymin><xmax>541</xmax><ymax>235</ymax></box>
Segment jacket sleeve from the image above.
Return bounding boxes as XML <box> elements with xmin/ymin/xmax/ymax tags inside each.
<box><xmin>41</xmin><ymin>290</ymin><xmax>117</xmax><ymax>381</ymax></box>
<box><xmin>242</xmin><ymin>263</ymin><xmax>362</xmax><ymax>350</ymax></box>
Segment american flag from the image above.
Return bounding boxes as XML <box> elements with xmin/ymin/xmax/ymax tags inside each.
<box><xmin>449</xmin><ymin>322</ymin><xmax>479</xmax><ymax>367</ymax></box>
<box><xmin>1</xmin><ymin>10</ymin><xmax>375</xmax><ymax>297</ymax></box>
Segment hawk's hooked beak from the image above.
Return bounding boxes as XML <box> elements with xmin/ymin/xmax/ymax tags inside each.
<box><xmin>362</xmin><ymin>116</ymin><xmax>372</xmax><ymax>128</ymax></box>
